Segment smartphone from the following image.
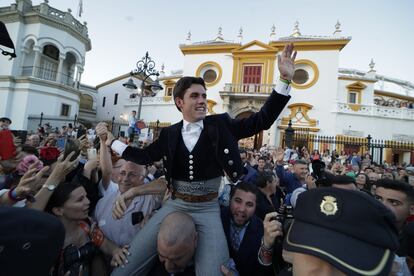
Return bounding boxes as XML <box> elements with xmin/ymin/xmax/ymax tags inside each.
<box><xmin>131</xmin><ymin>211</ymin><xmax>144</xmax><ymax>225</ymax></box>
<box><xmin>63</xmin><ymin>138</ymin><xmax>80</xmax><ymax>161</ymax></box>
<box><xmin>56</xmin><ymin>137</ymin><xmax>66</xmax><ymax>150</ymax></box>
<box><xmin>0</xmin><ymin>130</ymin><xmax>16</xmax><ymax>160</ymax></box>
<box><xmin>87</xmin><ymin>148</ymin><xmax>97</xmax><ymax>160</ymax></box>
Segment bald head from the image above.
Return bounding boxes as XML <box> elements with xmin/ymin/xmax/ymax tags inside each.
<box><xmin>157</xmin><ymin>212</ymin><xmax>197</xmax><ymax>273</ymax></box>
<box><xmin>158</xmin><ymin>212</ymin><xmax>196</xmax><ymax>247</ymax></box>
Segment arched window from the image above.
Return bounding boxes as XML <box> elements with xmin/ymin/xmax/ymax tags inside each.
<box><xmin>80</xmin><ymin>94</ymin><xmax>94</xmax><ymax>110</ymax></box>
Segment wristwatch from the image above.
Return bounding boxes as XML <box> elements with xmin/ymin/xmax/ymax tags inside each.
<box><xmin>42</xmin><ymin>184</ymin><xmax>56</xmax><ymax>191</ymax></box>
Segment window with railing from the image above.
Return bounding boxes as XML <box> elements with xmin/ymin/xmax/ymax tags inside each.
<box><xmin>39</xmin><ymin>57</ymin><xmax>58</xmax><ymax>81</ymax></box>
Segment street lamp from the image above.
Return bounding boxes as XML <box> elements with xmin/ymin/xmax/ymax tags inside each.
<box><xmin>39</xmin><ymin>112</ymin><xmax>44</xmax><ymax>127</ymax></box>
<box><xmin>285</xmin><ymin>120</ymin><xmax>295</xmax><ymax>149</ymax></box>
<box><xmin>123</xmin><ymin>52</ymin><xmax>163</xmax><ymax>121</ymax></box>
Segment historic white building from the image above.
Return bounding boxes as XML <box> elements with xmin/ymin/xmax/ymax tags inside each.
<box><xmin>100</xmin><ymin>23</ymin><xmax>413</xmax><ymax>163</ymax></box>
<box><xmin>0</xmin><ymin>0</ymin><xmax>96</xmax><ymax>130</ymax></box>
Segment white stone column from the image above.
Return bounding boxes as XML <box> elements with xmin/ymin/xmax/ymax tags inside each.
<box><xmin>19</xmin><ymin>47</ymin><xmax>30</xmax><ymax>75</ymax></box>
<box><xmin>222</xmin><ymin>96</ymin><xmax>230</xmax><ymax>113</ymax></box>
<box><xmin>32</xmin><ymin>46</ymin><xmax>42</xmax><ymax>77</ymax></box>
<box><xmin>75</xmin><ymin>63</ymin><xmax>83</xmax><ymax>88</ymax></box>
<box><xmin>56</xmin><ymin>53</ymin><xmax>65</xmax><ymax>83</ymax></box>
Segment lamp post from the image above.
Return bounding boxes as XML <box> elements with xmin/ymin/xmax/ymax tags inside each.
<box><xmin>285</xmin><ymin>120</ymin><xmax>295</xmax><ymax>149</ymax></box>
<box><xmin>123</xmin><ymin>52</ymin><xmax>163</xmax><ymax>122</ymax></box>
<box><xmin>155</xmin><ymin>119</ymin><xmax>160</xmax><ymax>140</ymax></box>
<box><xmin>73</xmin><ymin>114</ymin><xmax>78</xmax><ymax>127</ymax></box>
<box><xmin>38</xmin><ymin>112</ymin><xmax>44</xmax><ymax>127</ymax></box>
<box><xmin>111</xmin><ymin>116</ymin><xmax>115</xmax><ymax>132</ymax></box>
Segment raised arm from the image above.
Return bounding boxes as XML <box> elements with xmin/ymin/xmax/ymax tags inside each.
<box><xmin>273</xmin><ymin>148</ymin><xmax>287</xmax><ymax>182</ymax></box>
<box><xmin>30</xmin><ymin>152</ymin><xmax>80</xmax><ymax>211</ymax></box>
<box><xmin>95</xmin><ymin>122</ymin><xmax>112</xmax><ymax>190</ymax></box>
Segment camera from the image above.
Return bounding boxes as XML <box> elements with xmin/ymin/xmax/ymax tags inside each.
<box><xmin>276</xmin><ymin>205</ymin><xmax>294</xmax><ymax>231</ymax></box>
<box><xmin>270</xmin><ymin>205</ymin><xmax>294</xmax><ymax>244</ymax></box>
<box><xmin>63</xmin><ymin>242</ymin><xmax>98</xmax><ymax>276</ymax></box>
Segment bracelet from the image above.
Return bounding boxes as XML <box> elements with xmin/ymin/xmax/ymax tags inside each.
<box><xmin>279</xmin><ymin>77</ymin><xmax>291</xmax><ymax>85</ymax></box>
<box><xmin>8</xmin><ymin>187</ymin><xmax>25</xmax><ymax>202</ymax></box>
<box><xmin>258</xmin><ymin>238</ymin><xmax>273</xmax><ymax>266</ymax></box>
<box><xmin>261</xmin><ymin>237</ymin><xmax>273</xmax><ymax>251</ymax></box>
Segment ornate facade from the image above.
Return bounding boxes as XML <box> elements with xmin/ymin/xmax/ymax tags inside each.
<box><xmin>0</xmin><ymin>0</ymin><xmax>96</xmax><ymax>130</ymax></box>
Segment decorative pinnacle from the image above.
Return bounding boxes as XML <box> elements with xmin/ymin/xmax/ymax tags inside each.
<box><xmin>291</xmin><ymin>21</ymin><xmax>301</xmax><ymax>37</ymax></box>
<box><xmin>186</xmin><ymin>30</ymin><xmax>191</xmax><ymax>42</ymax></box>
<box><xmin>238</xmin><ymin>27</ymin><xmax>243</xmax><ymax>37</ymax></box>
<box><xmin>216</xmin><ymin>26</ymin><xmax>224</xmax><ymax>40</ymax></box>
<box><xmin>333</xmin><ymin>20</ymin><xmax>342</xmax><ymax>35</ymax></box>
<box><xmin>161</xmin><ymin>63</ymin><xmax>165</xmax><ymax>73</ymax></box>
<box><xmin>335</xmin><ymin>20</ymin><xmax>341</xmax><ymax>31</ymax></box>
<box><xmin>270</xmin><ymin>24</ymin><xmax>276</xmax><ymax>40</ymax></box>
<box><xmin>369</xmin><ymin>59</ymin><xmax>375</xmax><ymax>71</ymax></box>
<box><xmin>237</xmin><ymin>27</ymin><xmax>243</xmax><ymax>42</ymax></box>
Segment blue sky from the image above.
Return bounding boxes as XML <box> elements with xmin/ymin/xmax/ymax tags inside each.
<box><xmin>10</xmin><ymin>0</ymin><xmax>414</xmax><ymax>86</ymax></box>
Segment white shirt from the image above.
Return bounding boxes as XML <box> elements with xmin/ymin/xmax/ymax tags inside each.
<box><xmin>94</xmin><ymin>180</ymin><xmax>161</xmax><ymax>246</ymax></box>
<box><xmin>182</xmin><ymin>119</ymin><xmax>204</xmax><ymax>152</ymax></box>
<box><xmin>128</xmin><ymin>114</ymin><xmax>137</xmax><ymax>128</ymax></box>
<box><xmin>111</xmin><ymin>80</ymin><xmax>291</xmax><ymax>156</ymax></box>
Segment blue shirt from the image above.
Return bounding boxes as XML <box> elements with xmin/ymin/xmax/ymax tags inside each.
<box><xmin>275</xmin><ymin>165</ymin><xmax>303</xmax><ymax>194</ymax></box>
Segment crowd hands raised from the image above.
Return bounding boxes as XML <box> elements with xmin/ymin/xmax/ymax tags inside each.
<box><xmin>0</xmin><ymin>119</ymin><xmax>168</xmax><ymax>276</ymax></box>
<box><xmin>2</xmin><ymin>119</ymin><xmax>413</xmax><ymax>276</ymax></box>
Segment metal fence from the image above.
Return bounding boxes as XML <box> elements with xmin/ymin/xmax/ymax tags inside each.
<box><xmin>284</xmin><ymin>130</ymin><xmax>414</xmax><ymax>165</ymax></box>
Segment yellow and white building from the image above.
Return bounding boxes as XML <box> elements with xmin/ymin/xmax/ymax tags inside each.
<box><xmin>95</xmin><ymin>23</ymin><xmax>414</xmax><ymax>162</ymax></box>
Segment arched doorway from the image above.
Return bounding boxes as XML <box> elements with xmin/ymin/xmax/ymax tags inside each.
<box><xmin>236</xmin><ymin>111</ymin><xmax>263</xmax><ymax>150</ymax></box>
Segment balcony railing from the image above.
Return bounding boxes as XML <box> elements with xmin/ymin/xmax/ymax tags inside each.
<box><xmin>22</xmin><ymin>66</ymin><xmax>76</xmax><ymax>88</ymax></box>
<box><xmin>222</xmin><ymin>83</ymin><xmax>275</xmax><ymax>94</ymax></box>
<box><xmin>336</xmin><ymin>102</ymin><xmax>414</xmax><ymax>120</ymax></box>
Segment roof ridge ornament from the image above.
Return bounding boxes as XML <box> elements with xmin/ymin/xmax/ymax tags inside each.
<box><xmin>186</xmin><ymin>30</ymin><xmax>191</xmax><ymax>44</ymax></box>
<box><xmin>237</xmin><ymin>26</ymin><xmax>243</xmax><ymax>43</ymax></box>
<box><xmin>160</xmin><ymin>63</ymin><xmax>165</xmax><ymax>76</ymax></box>
<box><xmin>369</xmin><ymin>58</ymin><xmax>376</xmax><ymax>71</ymax></box>
<box><xmin>215</xmin><ymin>26</ymin><xmax>224</xmax><ymax>41</ymax></box>
<box><xmin>270</xmin><ymin>24</ymin><xmax>276</xmax><ymax>40</ymax></box>
<box><xmin>333</xmin><ymin>20</ymin><xmax>342</xmax><ymax>36</ymax></box>
<box><xmin>291</xmin><ymin>21</ymin><xmax>301</xmax><ymax>37</ymax></box>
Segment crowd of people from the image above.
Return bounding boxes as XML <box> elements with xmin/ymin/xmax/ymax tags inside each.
<box><xmin>374</xmin><ymin>98</ymin><xmax>414</xmax><ymax>109</ymax></box>
<box><xmin>1</xmin><ymin>44</ymin><xmax>413</xmax><ymax>276</ymax></box>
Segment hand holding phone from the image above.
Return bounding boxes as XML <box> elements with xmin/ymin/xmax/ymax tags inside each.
<box><xmin>63</xmin><ymin>138</ymin><xmax>81</xmax><ymax>161</ymax></box>
<box><xmin>87</xmin><ymin>148</ymin><xmax>97</xmax><ymax>160</ymax></box>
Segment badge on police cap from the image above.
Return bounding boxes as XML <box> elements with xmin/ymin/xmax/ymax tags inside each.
<box><xmin>320</xmin><ymin>195</ymin><xmax>338</xmax><ymax>216</ymax></box>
